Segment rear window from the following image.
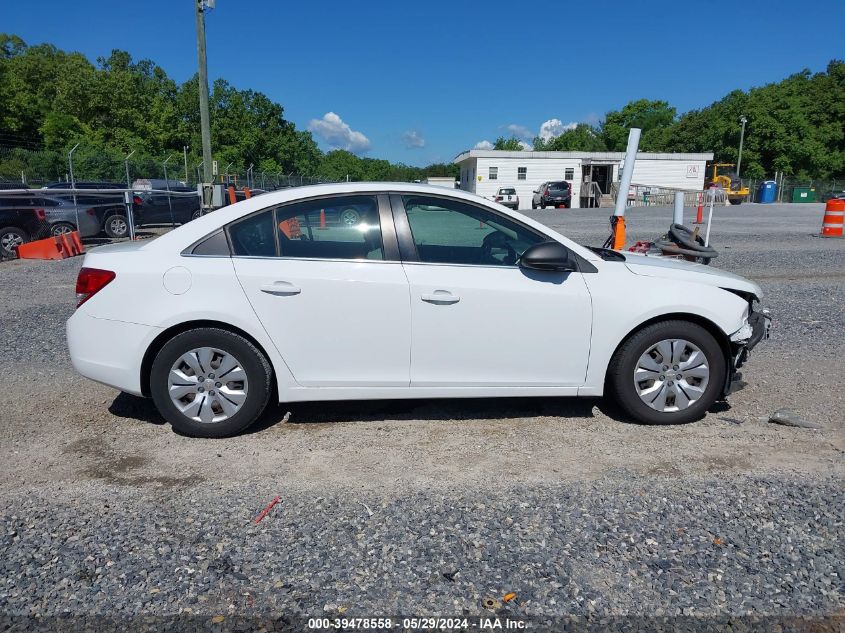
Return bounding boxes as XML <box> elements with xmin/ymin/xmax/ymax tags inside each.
<box><xmin>498</xmin><ymin>188</ymin><xmax>516</xmax><ymax>195</ymax></box>
<box><xmin>549</xmin><ymin>181</ymin><xmax>570</xmax><ymax>191</ymax></box>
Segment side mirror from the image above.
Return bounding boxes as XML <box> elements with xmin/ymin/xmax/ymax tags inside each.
<box><xmin>520</xmin><ymin>241</ymin><xmax>577</xmax><ymax>272</ymax></box>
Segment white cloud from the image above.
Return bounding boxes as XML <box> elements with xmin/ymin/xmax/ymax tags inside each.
<box><xmin>538</xmin><ymin>118</ymin><xmax>577</xmax><ymax>142</ymax></box>
<box><xmin>402</xmin><ymin>130</ymin><xmax>426</xmax><ymax>149</ymax></box>
<box><xmin>518</xmin><ymin>140</ymin><xmax>532</xmax><ymax>151</ymax></box>
<box><xmin>307</xmin><ymin>112</ymin><xmax>371</xmax><ymax>154</ymax></box>
<box><xmin>505</xmin><ymin>124</ymin><xmax>533</xmax><ymax>140</ymax></box>
<box><xmin>473</xmin><ymin>140</ymin><xmax>494</xmax><ymax>150</ymax></box>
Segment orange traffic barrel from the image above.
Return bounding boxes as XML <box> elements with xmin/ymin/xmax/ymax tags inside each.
<box><xmin>821</xmin><ymin>198</ymin><xmax>844</xmax><ymax>238</ymax></box>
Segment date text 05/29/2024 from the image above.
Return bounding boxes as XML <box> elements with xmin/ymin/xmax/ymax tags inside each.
<box><xmin>307</xmin><ymin>617</ymin><xmax>527</xmax><ymax>630</ymax></box>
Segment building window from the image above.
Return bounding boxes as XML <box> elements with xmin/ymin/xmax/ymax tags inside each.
<box><xmin>565</xmin><ymin>168</ymin><xmax>574</xmax><ymax>180</ymax></box>
<box><xmin>517</xmin><ymin>167</ymin><xmax>527</xmax><ymax>180</ymax></box>
<box><xmin>489</xmin><ymin>166</ymin><xmax>498</xmax><ymax>180</ymax></box>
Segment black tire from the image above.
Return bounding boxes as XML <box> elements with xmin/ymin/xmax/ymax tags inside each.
<box><xmin>531</xmin><ymin>201</ymin><xmax>537</xmax><ymax>210</ymax></box>
<box><xmin>0</xmin><ymin>226</ymin><xmax>28</xmax><ymax>259</ymax></box>
<box><xmin>606</xmin><ymin>320</ymin><xmax>726</xmax><ymax>425</ymax></box>
<box><xmin>50</xmin><ymin>222</ymin><xmax>76</xmax><ymax>237</ymax></box>
<box><xmin>104</xmin><ymin>213</ymin><xmax>130</xmax><ymax>238</ymax></box>
<box><xmin>540</xmin><ymin>200</ymin><xmax>546</xmax><ymax>209</ymax></box>
<box><xmin>150</xmin><ymin>328</ymin><xmax>273</xmax><ymax>438</ymax></box>
<box><xmin>191</xmin><ymin>209</ymin><xmax>203</xmax><ymax>221</ymax></box>
<box><xmin>729</xmin><ymin>198</ymin><xmax>743</xmax><ymax>205</ymax></box>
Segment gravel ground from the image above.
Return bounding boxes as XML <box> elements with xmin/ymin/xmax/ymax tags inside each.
<box><xmin>0</xmin><ymin>203</ymin><xmax>843</xmax><ymax>630</ymax></box>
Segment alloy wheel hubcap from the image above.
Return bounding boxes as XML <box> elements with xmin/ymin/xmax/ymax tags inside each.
<box><xmin>634</xmin><ymin>338</ymin><xmax>709</xmax><ymax>412</ymax></box>
<box><xmin>340</xmin><ymin>209</ymin><xmax>360</xmax><ymax>225</ymax></box>
<box><xmin>111</xmin><ymin>218</ymin><xmax>127</xmax><ymax>234</ymax></box>
<box><xmin>2</xmin><ymin>233</ymin><xmax>22</xmax><ymax>252</ymax></box>
<box><xmin>167</xmin><ymin>347</ymin><xmax>249</xmax><ymax>424</ymax></box>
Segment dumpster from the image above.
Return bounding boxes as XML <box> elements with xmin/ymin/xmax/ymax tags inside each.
<box><xmin>758</xmin><ymin>180</ymin><xmax>777</xmax><ymax>203</ymax></box>
<box><xmin>792</xmin><ymin>186</ymin><xmax>816</xmax><ymax>203</ymax></box>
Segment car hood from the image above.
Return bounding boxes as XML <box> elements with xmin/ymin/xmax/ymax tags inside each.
<box><xmin>623</xmin><ymin>252</ymin><xmax>763</xmax><ymax>299</ymax></box>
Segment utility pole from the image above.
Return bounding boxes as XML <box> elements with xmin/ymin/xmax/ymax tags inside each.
<box><xmin>183</xmin><ymin>145</ymin><xmax>189</xmax><ymax>183</ymax></box>
<box><xmin>195</xmin><ymin>0</ymin><xmax>214</xmax><ymax>186</ymax></box>
<box><xmin>737</xmin><ymin>115</ymin><xmax>748</xmax><ymax>180</ymax></box>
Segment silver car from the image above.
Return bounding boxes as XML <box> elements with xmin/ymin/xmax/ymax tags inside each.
<box><xmin>39</xmin><ymin>196</ymin><xmax>100</xmax><ymax>238</ymax></box>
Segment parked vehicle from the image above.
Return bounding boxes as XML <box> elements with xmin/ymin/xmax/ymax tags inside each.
<box><xmin>133</xmin><ymin>187</ymin><xmax>202</xmax><ymax>226</ymax></box>
<box><xmin>532</xmin><ymin>181</ymin><xmax>572</xmax><ymax>209</ymax></box>
<box><xmin>820</xmin><ymin>190</ymin><xmax>845</xmax><ymax>203</ymax></box>
<box><xmin>38</xmin><ymin>196</ymin><xmax>101</xmax><ymax>238</ymax></box>
<box><xmin>494</xmin><ymin>187</ymin><xmax>519</xmax><ymax>210</ymax></box>
<box><xmin>0</xmin><ymin>196</ymin><xmax>51</xmax><ymax>258</ymax></box>
<box><xmin>67</xmin><ymin>183</ymin><xmax>770</xmax><ymax>438</ymax></box>
<box><xmin>42</xmin><ymin>182</ymin><xmax>130</xmax><ymax>238</ymax></box>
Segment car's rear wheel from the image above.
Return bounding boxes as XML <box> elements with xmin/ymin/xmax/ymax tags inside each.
<box><xmin>150</xmin><ymin>328</ymin><xmax>272</xmax><ymax>438</ymax></box>
<box><xmin>51</xmin><ymin>222</ymin><xmax>76</xmax><ymax>237</ymax></box>
<box><xmin>540</xmin><ymin>200</ymin><xmax>546</xmax><ymax>209</ymax></box>
<box><xmin>191</xmin><ymin>209</ymin><xmax>203</xmax><ymax>221</ymax></box>
<box><xmin>104</xmin><ymin>213</ymin><xmax>129</xmax><ymax>238</ymax></box>
<box><xmin>0</xmin><ymin>227</ymin><xmax>28</xmax><ymax>258</ymax></box>
<box><xmin>607</xmin><ymin>320</ymin><xmax>725</xmax><ymax>425</ymax></box>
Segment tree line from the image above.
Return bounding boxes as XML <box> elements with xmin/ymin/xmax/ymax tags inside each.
<box><xmin>0</xmin><ymin>34</ymin><xmax>456</xmax><ymax>184</ymax></box>
<box><xmin>1</xmin><ymin>33</ymin><xmax>842</xmax><ymax>183</ymax></box>
<box><xmin>499</xmin><ymin>60</ymin><xmax>844</xmax><ymax>181</ymax></box>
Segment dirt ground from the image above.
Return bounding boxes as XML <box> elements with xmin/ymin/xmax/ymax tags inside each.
<box><xmin>0</xmin><ymin>202</ymin><xmax>842</xmax><ymax>495</ymax></box>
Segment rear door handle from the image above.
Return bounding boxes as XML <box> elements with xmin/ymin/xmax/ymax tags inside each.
<box><xmin>260</xmin><ymin>281</ymin><xmax>301</xmax><ymax>296</ymax></box>
<box><xmin>421</xmin><ymin>291</ymin><xmax>460</xmax><ymax>305</ymax></box>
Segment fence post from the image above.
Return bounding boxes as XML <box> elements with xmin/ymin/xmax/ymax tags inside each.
<box><xmin>673</xmin><ymin>192</ymin><xmax>684</xmax><ymax>226</ymax></box>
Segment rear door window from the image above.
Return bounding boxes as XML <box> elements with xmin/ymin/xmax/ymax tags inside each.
<box><xmin>276</xmin><ymin>195</ymin><xmax>384</xmax><ymax>260</ymax></box>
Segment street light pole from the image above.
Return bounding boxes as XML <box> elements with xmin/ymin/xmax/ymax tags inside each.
<box><xmin>737</xmin><ymin>115</ymin><xmax>748</xmax><ymax>180</ymax></box>
<box><xmin>183</xmin><ymin>145</ymin><xmax>190</xmax><ymax>183</ymax></box>
<box><xmin>195</xmin><ymin>0</ymin><xmax>214</xmax><ymax>185</ymax></box>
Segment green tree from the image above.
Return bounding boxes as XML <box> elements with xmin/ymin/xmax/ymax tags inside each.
<box><xmin>601</xmin><ymin>99</ymin><xmax>677</xmax><ymax>151</ymax></box>
<box><xmin>534</xmin><ymin>124</ymin><xmax>607</xmax><ymax>151</ymax></box>
<box><xmin>493</xmin><ymin>136</ymin><xmax>525</xmax><ymax>150</ymax></box>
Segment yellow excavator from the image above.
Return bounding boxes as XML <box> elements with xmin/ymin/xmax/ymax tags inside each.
<box><xmin>708</xmin><ymin>163</ymin><xmax>749</xmax><ymax>205</ymax></box>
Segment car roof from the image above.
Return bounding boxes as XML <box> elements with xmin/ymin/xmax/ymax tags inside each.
<box><xmin>139</xmin><ymin>181</ymin><xmax>600</xmax><ymax>262</ymax></box>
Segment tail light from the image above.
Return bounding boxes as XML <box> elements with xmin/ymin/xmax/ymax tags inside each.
<box><xmin>76</xmin><ymin>267</ymin><xmax>116</xmax><ymax>307</ymax></box>
<box><xmin>495</xmin><ymin>196</ymin><xmax>502</xmax><ymax>201</ymax></box>
<box><xmin>35</xmin><ymin>209</ymin><xmax>46</xmax><ymax>221</ymax></box>
<box><xmin>86</xmin><ymin>208</ymin><xmax>96</xmax><ymax>216</ymax></box>
<box><xmin>133</xmin><ymin>195</ymin><xmax>142</xmax><ymax>206</ymax></box>
<box><xmin>544</xmin><ymin>187</ymin><xmax>550</xmax><ymax>196</ymax></box>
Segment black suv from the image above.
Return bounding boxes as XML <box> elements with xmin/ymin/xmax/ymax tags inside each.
<box><xmin>532</xmin><ymin>181</ymin><xmax>572</xmax><ymax>209</ymax></box>
<box><xmin>0</xmin><ymin>196</ymin><xmax>51</xmax><ymax>258</ymax></box>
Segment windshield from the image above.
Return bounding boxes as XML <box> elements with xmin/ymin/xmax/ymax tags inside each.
<box><xmin>549</xmin><ymin>181</ymin><xmax>569</xmax><ymax>191</ymax></box>
<box><xmin>498</xmin><ymin>188</ymin><xmax>516</xmax><ymax>195</ymax></box>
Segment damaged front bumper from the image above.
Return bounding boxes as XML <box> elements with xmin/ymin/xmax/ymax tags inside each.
<box><xmin>724</xmin><ymin>307</ymin><xmax>772</xmax><ymax>395</ymax></box>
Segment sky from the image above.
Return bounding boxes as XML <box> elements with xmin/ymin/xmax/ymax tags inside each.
<box><xmin>3</xmin><ymin>0</ymin><xmax>843</xmax><ymax>166</ymax></box>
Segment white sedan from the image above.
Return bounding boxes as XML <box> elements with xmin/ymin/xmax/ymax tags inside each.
<box><xmin>67</xmin><ymin>183</ymin><xmax>770</xmax><ymax>438</ymax></box>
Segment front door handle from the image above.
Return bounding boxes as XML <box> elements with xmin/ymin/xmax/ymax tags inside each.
<box><xmin>260</xmin><ymin>281</ymin><xmax>301</xmax><ymax>296</ymax></box>
<box><xmin>421</xmin><ymin>290</ymin><xmax>460</xmax><ymax>305</ymax></box>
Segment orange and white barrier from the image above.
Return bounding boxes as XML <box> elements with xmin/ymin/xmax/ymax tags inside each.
<box><xmin>821</xmin><ymin>199</ymin><xmax>844</xmax><ymax>238</ymax></box>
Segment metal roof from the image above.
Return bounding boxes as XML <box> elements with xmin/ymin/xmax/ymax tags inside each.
<box><xmin>454</xmin><ymin>150</ymin><xmax>714</xmax><ymax>163</ymax></box>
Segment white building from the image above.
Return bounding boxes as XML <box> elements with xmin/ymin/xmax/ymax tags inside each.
<box><xmin>454</xmin><ymin>150</ymin><xmax>714</xmax><ymax>209</ymax></box>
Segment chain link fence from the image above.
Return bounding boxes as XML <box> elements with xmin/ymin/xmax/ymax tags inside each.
<box><xmin>0</xmin><ymin>145</ymin><xmax>329</xmax><ymax>190</ymax></box>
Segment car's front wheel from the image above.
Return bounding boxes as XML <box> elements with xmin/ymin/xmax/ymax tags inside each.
<box><xmin>150</xmin><ymin>328</ymin><xmax>272</xmax><ymax>438</ymax></box>
<box><xmin>607</xmin><ymin>320</ymin><xmax>725</xmax><ymax>425</ymax></box>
